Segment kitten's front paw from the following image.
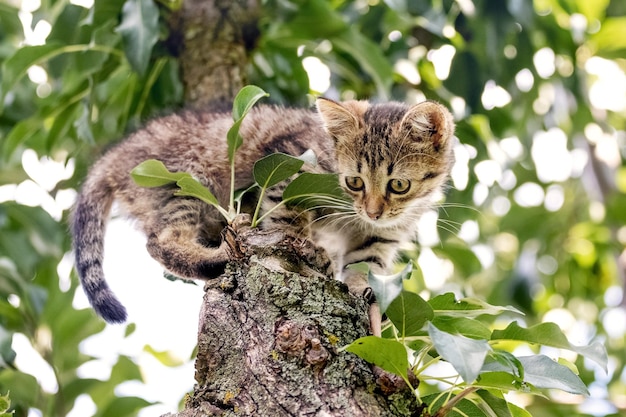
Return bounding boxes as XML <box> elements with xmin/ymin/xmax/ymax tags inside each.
<box><xmin>363</xmin><ymin>287</ymin><xmax>376</xmax><ymax>305</ymax></box>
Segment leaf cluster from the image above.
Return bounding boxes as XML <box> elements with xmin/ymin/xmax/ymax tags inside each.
<box><xmin>345</xmin><ymin>263</ymin><xmax>608</xmax><ymax>416</ymax></box>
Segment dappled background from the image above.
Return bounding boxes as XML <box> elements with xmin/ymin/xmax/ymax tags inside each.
<box><xmin>0</xmin><ymin>0</ymin><xmax>624</xmax><ymax>416</ymax></box>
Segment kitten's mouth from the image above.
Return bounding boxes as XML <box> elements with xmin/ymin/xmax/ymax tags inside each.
<box><xmin>359</xmin><ymin>212</ymin><xmax>402</xmax><ymax>228</ymax></box>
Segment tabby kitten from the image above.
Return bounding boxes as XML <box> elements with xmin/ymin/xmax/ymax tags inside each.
<box><xmin>72</xmin><ymin>98</ymin><xmax>455</xmax><ymax>323</ymax></box>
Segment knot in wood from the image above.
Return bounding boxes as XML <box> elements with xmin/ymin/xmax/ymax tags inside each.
<box><xmin>275</xmin><ymin>321</ymin><xmax>308</xmax><ymax>354</ymax></box>
<box><xmin>275</xmin><ymin>321</ymin><xmax>328</xmax><ymax>366</ymax></box>
<box><xmin>305</xmin><ymin>338</ymin><xmax>329</xmax><ymax>366</ymax></box>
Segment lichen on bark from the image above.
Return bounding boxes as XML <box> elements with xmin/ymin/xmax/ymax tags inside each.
<box><xmin>162</xmin><ymin>220</ymin><xmax>419</xmax><ymax>416</ymax></box>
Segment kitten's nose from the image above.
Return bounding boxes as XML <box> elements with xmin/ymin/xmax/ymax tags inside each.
<box><xmin>365</xmin><ymin>199</ymin><xmax>384</xmax><ymax>220</ymax></box>
<box><xmin>366</xmin><ymin>207</ymin><xmax>384</xmax><ymax>220</ymax></box>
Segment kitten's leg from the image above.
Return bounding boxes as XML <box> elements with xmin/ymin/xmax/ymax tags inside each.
<box><xmin>145</xmin><ymin>198</ymin><xmax>231</xmax><ymax>279</ymax></box>
<box><xmin>342</xmin><ymin>270</ymin><xmax>382</xmax><ymax>337</ymax></box>
<box><xmin>342</xmin><ymin>237</ymin><xmax>401</xmax><ymax>336</ymax></box>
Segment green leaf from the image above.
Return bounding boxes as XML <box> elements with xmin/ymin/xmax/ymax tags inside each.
<box><xmin>428</xmin><ymin>322</ymin><xmax>491</xmax><ymax>383</ymax></box>
<box><xmin>430</xmin><ymin>316</ymin><xmax>492</xmax><ymax>340</ymax></box>
<box><xmin>367</xmin><ymin>262</ymin><xmax>413</xmax><ymax>314</ymax></box>
<box><xmin>590</xmin><ymin>17</ymin><xmax>626</xmax><ymax>58</ymax></box>
<box><xmin>174</xmin><ymin>177</ymin><xmax>220</xmax><ymax>208</ymax></box>
<box><xmin>485</xmin><ymin>350</ymin><xmax>525</xmax><ymax>380</ymax></box>
<box><xmin>508</xmin><ymin>402</ymin><xmax>533</xmax><ymax>417</ymax></box>
<box><xmin>74</xmin><ymin>102</ymin><xmax>95</xmax><ymax>144</ymax></box>
<box><xmin>0</xmin><ymin>370</ymin><xmax>38</xmax><ymax>409</ymax></box>
<box><xmin>491</xmin><ymin>321</ymin><xmax>607</xmax><ymax>371</ymax></box>
<box><xmin>227</xmin><ymin>85</ymin><xmax>269</xmax><ymax>163</ymax></box>
<box><xmin>115</xmin><ymin>0</ymin><xmax>159</xmax><ymax>76</ymax></box>
<box><xmin>0</xmin><ymin>391</ymin><xmax>10</xmax><ymax>413</ymax></box>
<box><xmin>143</xmin><ymin>345</ymin><xmax>184</xmax><ymax>367</ymax></box>
<box><xmin>282</xmin><ymin>172</ymin><xmax>350</xmax><ymax>209</ymax></box>
<box><xmin>518</xmin><ymin>355</ymin><xmax>589</xmax><ymax>395</ymax></box>
<box><xmin>0</xmin><ymin>3</ymin><xmax>22</xmax><ymax>37</ymax></box>
<box><xmin>130</xmin><ymin>159</ymin><xmax>191</xmax><ymax>187</ymax></box>
<box><xmin>474</xmin><ymin>371</ymin><xmax>537</xmax><ymax>394</ymax></box>
<box><xmin>332</xmin><ymin>28</ymin><xmax>393</xmax><ymax>99</ymax></box>
<box><xmin>344</xmin><ymin>336</ymin><xmax>408</xmax><ymax>380</ymax></box>
<box><xmin>429</xmin><ymin>293</ymin><xmax>524</xmax><ymax>318</ymax></box>
<box><xmin>476</xmin><ymin>389</ymin><xmax>513</xmax><ymax>417</ymax></box>
<box><xmin>1</xmin><ymin>117</ymin><xmax>38</xmax><ymax>162</ymax></box>
<box><xmin>253</xmin><ymin>153</ymin><xmax>305</xmax><ymax>189</ymax></box>
<box><xmin>99</xmin><ymin>396</ymin><xmax>154</xmax><ymax>417</ymax></box>
<box><xmin>0</xmin><ymin>43</ymin><xmax>63</xmax><ymax>110</ymax></box>
<box><xmin>385</xmin><ymin>290</ymin><xmax>433</xmax><ymax>337</ymax></box>
<box><xmin>232</xmin><ymin>85</ymin><xmax>270</xmax><ymax>122</ymax></box>
<box><xmin>422</xmin><ymin>392</ymin><xmax>486</xmax><ymax>417</ymax></box>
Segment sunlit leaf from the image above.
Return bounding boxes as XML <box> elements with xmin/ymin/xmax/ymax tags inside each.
<box><xmin>428</xmin><ymin>322</ymin><xmax>491</xmax><ymax>383</ymax></box>
<box><xmin>232</xmin><ymin>85</ymin><xmax>270</xmax><ymax>122</ymax></box>
<box><xmin>491</xmin><ymin>321</ymin><xmax>607</xmax><ymax>371</ymax></box>
<box><xmin>590</xmin><ymin>17</ymin><xmax>626</xmax><ymax>58</ymax></box>
<box><xmin>431</xmin><ymin>316</ymin><xmax>492</xmax><ymax>340</ymax></box>
<box><xmin>386</xmin><ymin>290</ymin><xmax>433</xmax><ymax>337</ymax></box>
<box><xmin>429</xmin><ymin>293</ymin><xmax>524</xmax><ymax>318</ymax></box>
<box><xmin>144</xmin><ymin>344</ymin><xmax>185</xmax><ymax>367</ymax></box>
<box><xmin>227</xmin><ymin>85</ymin><xmax>269</xmax><ymax>163</ymax></box>
<box><xmin>130</xmin><ymin>159</ymin><xmax>191</xmax><ymax>187</ymax></box>
<box><xmin>344</xmin><ymin>336</ymin><xmax>408</xmax><ymax>380</ymax></box>
<box><xmin>0</xmin><ymin>391</ymin><xmax>9</xmax><ymax>413</ymax></box>
<box><xmin>174</xmin><ymin>177</ymin><xmax>219</xmax><ymax>206</ymax></box>
<box><xmin>519</xmin><ymin>355</ymin><xmax>589</xmax><ymax>395</ymax></box>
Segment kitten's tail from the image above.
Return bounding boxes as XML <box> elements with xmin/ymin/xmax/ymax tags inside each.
<box><xmin>71</xmin><ymin>179</ymin><xmax>127</xmax><ymax>323</ymax></box>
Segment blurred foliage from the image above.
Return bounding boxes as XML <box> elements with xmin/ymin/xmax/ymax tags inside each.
<box><xmin>0</xmin><ymin>0</ymin><xmax>624</xmax><ymax>416</ymax></box>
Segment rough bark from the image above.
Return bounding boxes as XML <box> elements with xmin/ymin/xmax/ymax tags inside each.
<box><xmin>169</xmin><ymin>0</ymin><xmax>259</xmax><ymax>108</ymax></box>
<box><xmin>163</xmin><ymin>217</ymin><xmax>419</xmax><ymax>416</ymax></box>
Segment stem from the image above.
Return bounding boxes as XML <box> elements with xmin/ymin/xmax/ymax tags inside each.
<box><xmin>254</xmin><ymin>200</ymin><xmax>287</xmax><ymax>226</ymax></box>
<box><xmin>250</xmin><ymin>186</ymin><xmax>266</xmax><ymax>227</ymax></box>
<box><xmin>433</xmin><ymin>386</ymin><xmax>479</xmax><ymax>417</ymax></box>
<box><xmin>229</xmin><ymin>161</ymin><xmax>237</xmax><ymax>220</ymax></box>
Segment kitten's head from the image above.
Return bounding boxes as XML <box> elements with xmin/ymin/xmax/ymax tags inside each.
<box><xmin>317</xmin><ymin>98</ymin><xmax>455</xmax><ymax>228</ymax></box>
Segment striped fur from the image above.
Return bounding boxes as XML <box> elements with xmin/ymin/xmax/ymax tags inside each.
<box><xmin>72</xmin><ymin>99</ymin><xmax>455</xmax><ymax>323</ymax></box>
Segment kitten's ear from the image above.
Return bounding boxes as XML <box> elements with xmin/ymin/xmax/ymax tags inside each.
<box><xmin>400</xmin><ymin>101</ymin><xmax>455</xmax><ymax>151</ymax></box>
<box><xmin>316</xmin><ymin>98</ymin><xmax>368</xmax><ymax>140</ymax></box>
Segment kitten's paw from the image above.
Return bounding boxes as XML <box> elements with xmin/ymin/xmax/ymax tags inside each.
<box><xmin>363</xmin><ymin>287</ymin><xmax>376</xmax><ymax>304</ymax></box>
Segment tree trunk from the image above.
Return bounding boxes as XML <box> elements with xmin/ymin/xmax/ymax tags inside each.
<box><xmin>162</xmin><ymin>1</ymin><xmax>419</xmax><ymax>415</ymax></box>
<box><xmin>170</xmin><ymin>0</ymin><xmax>259</xmax><ymax>108</ymax></box>
<box><xmin>163</xmin><ymin>217</ymin><xmax>419</xmax><ymax>416</ymax></box>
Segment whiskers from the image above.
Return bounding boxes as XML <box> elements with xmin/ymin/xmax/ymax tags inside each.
<box><xmin>435</xmin><ymin>202</ymin><xmax>480</xmax><ymax>238</ymax></box>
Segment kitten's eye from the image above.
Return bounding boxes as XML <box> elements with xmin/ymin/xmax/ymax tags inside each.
<box><xmin>388</xmin><ymin>179</ymin><xmax>411</xmax><ymax>194</ymax></box>
<box><xmin>345</xmin><ymin>176</ymin><xmax>365</xmax><ymax>192</ymax></box>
